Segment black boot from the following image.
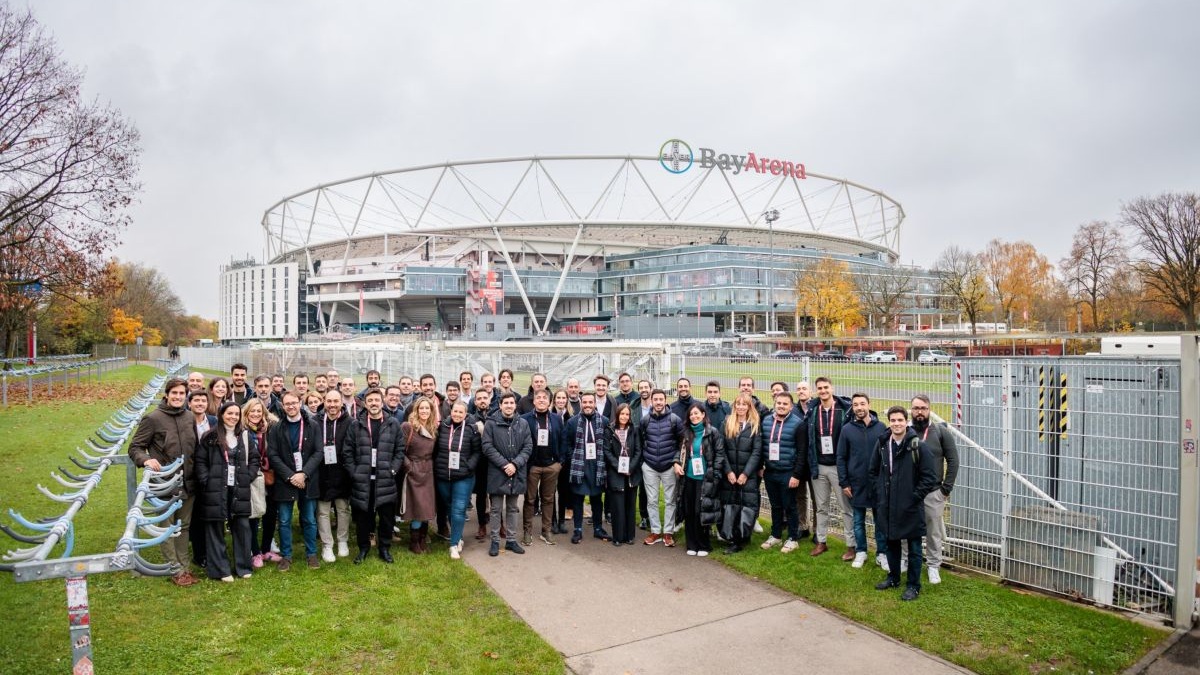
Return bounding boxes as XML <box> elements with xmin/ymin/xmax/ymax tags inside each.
<box><xmin>379</xmin><ymin>547</ymin><xmax>394</xmax><ymax>564</ymax></box>
<box><xmin>353</xmin><ymin>549</ymin><xmax>368</xmax><ymax>564</ymax></box>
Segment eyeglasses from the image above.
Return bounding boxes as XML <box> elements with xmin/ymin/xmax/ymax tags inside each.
<box><xmin>911</xmin><ymin>406</ymin><xmax>930</xmax><ymax>411</ymax></box>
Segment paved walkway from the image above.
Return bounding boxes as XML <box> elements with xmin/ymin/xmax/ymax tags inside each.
<box><xmin>1140</xmin><ymin>626</ymin><xmax>1200</xmax><ymax>675</ymax></box>
<box><xmin>463</xmin><ymin>535</ymin><xmax>971</xmax><ymax>675</ymax></box>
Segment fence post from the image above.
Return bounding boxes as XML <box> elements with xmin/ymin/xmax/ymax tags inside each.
<box><xmin>998</xmin><ymin>359</ymin><xmax>1013</xmax><ymax>582</ymax></box>
<box><xmin>1175</xmin><ymin>335</ymin><xmax>1199</xmax><ymax>629</ymax></box>
<box><xmin>2</xmin><ymin>372</ymin><xmax>6</xmax><ymax>407</ymax></box>
<box><xmin>27</xmin><ymin>371</ymin><xmax>32</xmax><ymax>402</ymax></box>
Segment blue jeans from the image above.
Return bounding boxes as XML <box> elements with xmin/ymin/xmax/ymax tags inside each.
<box><xmin>763</xmin><ymin>472</ymin><xmax>799</xmax><ymax>540</ymax></box>
<box><xmin>278</xmin><ymin>497</ymin><xmax>317</xmax><ymax>559</ymax></box>
<box><xmin>436</xmin><ymin>476</ymin><xmax>475</xmax><ymax>547</ymax></box>
<box><xmin>852</xmin><ymin>506</ymin><xmax>889</xmax><ymax>554</ymax></box>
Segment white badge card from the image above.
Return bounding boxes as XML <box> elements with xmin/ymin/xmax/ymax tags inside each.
<box><xmin>370</xmin><ymin>448</ymin><xmax>378</xmax><ymax>468</ymax></box>
<box><xmin>323</xmin><ymin>445</ymin><xmax>337</xmax><ymax>464</ymax></box>
<box><xmin>821</xmin><ymin>436</ymin><xmax>834</xmax><ymax>455</ymax></box>
<box><xmin>537</xmin><ymin>428</ymin><xmax>549</xmax><ymax>446</ymax></box>
<box><xmin>618</xmin><ymin>455</ymin><xmax>630</xmax><ymax>474</ymax></box>
<box><xmin>769</xmin><ymin>442</ymin><xmax>781</xmax><ymax>461</ymax></box>
<box><xmin>585</xmin><ymin>442</ymin><xmax>597</xmax><ymax>460</ymax></box>
<box><xmin>448</xmin><ymin>451</ymin><xmax>461</xmax><ymax>471</ymax></box>
<box><xmin>691</xmin><ymin>457</ymin><xmax>704</xmax><ymax>475</ymax></box>
<box><xmin>292</xmin><ymin>451</ymin><xmax>303</xmax><ymax>471</ymax></box>
<box><xmin>226</xmin><ymin>465</ymin><xmax>236</xmax><ymax>486</ymax></box>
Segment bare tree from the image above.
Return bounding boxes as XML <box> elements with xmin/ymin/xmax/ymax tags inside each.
<box><xmin>854</xmin><ymin>265</ymin><xmax>915</xmax><ymax>333</ymax></box>
<box><xmin>932</xmin><ymin>245</ymin><xmax>989</xmax><ymax>335</ymax></box>
<box><xmin>1121</xmin><ymin>192</ymin><xmax>1200</xmax><ymax>330</ymax></box>
<box><xmin>1059</xmin><ymin>221</ymin><xmax>1127</xmax><ymax>330</ymax></box>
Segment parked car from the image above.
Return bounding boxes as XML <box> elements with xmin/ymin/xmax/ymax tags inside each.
<box><xmin>814</xmin><ymin>350</ymin><xmax>849</xmax><ymax>362</ymax></box>
<box><xmin>769</xmin><ymin>349</ymin><xmax>801</xmax><ymax>360</ymax></box>
<box><xmin>729</xmin><ymin>349</ymin><xmax>760</xmax><ymax>363</ymax></box>
<box><xmin>848</xmin><ymin>351</ymin><xmax>868</xmax><ymax>362</ymax></box>
<box><xmin>917</xmin><ymin>349</ymin><xmax>952</xmax><ymax>364</ymax></box>
<box><xmin>861</xmin><ymin>350</ymin><xmax>898</xmax><ymax>363</ymax></box>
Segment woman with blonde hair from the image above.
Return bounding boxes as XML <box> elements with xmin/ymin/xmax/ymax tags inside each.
<box><xmin>241</xmin><ymin>397</ymin><xmax>280</xmax><ymax>568</ymax></box>
<box><xmin>716</xmin><ymin>394</ymin><xmax>762</xmax><ymax>554</ymax></box>
<box><xmin>402</xmin><ymin>396</ymin><xmax>440</xmax><ymax>553</ymax></box>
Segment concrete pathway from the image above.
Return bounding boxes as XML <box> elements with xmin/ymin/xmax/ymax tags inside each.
<box><xmin>463</xmin><ymin>535</ymin><xmax>972</xmax><ymax>675</ymax></box>
<box><xmin>1139</xmin><ymin>626</ymin><xmax>1200</xmax><ymax>675</ymax></box>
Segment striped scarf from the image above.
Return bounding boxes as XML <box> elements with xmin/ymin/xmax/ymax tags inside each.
<box><xmin>569</xmin><ymin>412</ymin><xmax>607</xmax><ymax>491</ymax></box>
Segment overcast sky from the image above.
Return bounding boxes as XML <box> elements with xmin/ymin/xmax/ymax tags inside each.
<box><xmin>34</xmin><ymin>1</ymin><xmax>1200</xmax><ymax>318</ymax></box>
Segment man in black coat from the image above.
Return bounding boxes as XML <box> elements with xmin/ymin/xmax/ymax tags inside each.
<box><xmin>267</xmin><ymin>391</ymin><xmax>323</xmax><ymax>571</ymax></box>
<box><xmin>341</xmin><ymin>388</ymin><xmax>406</xmax><ymax>563</ymax></box>
<box><xmin>481</xmin><ymin>392</ymin><xmax>533</xmax><ymax>557</ymax></box>
<box><xmin>870</xmin><ymin>406</ymin><xmax>939</xmax><ymax>601</ymax></box>
<box><xmin>316</xmin><ymin>389</ymin><xmax>353</xmax><ymax>562</ymax></box>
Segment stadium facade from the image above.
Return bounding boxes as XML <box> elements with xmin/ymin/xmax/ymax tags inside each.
<box><xmin>219</xmin><ymin>148</ymin><xmax>946</xmax><ymax>342</ymax></box>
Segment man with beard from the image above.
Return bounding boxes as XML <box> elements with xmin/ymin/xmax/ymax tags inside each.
<box><xmin>342</xmin><ymin>388</ymin><xmax>406</xmax><ymax>563</ymax></box>
<box><xmin>836</xmin><ymin>393</ymin><xmax>887</xmax><ymax>567</ymax></box>
<box><xmin>670</xmin><ymin>378</ymin><xmax>696</xmax><ymax>420</ymax></box>
<box><xmin>230</xmin><ymin>364</ymin><xmax>251</xmax><ymax>405</ymax></box>
<box><xmin>614</xmin><ymin>372</ymin><xmax>638</xmax><ymax>407</ymax></box>
<box><xmin>317</xmin><ymin>390</ymin><xmax>352</xmax><ymax>561</ymax></box>
<box><xmin>563</xmin><ymin>392</ymin><xmax>611</xmax><ymax>544</ymax></box>
<box><xmin>521</xmin><ymin>389</ymin><xmax>565</xmax><ymax>545</ymax></box>
<box><xmin>909</xmin><ymin>394</ymin><xmax>958</xmax><ymax>585</ymax></box>
<box><xmin>806</xmin><ymin>377</ymin><xmax>849</xmax><ymax>556</ymax></box>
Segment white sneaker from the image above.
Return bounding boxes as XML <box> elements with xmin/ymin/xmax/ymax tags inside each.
<box><xmin>780</xmin><ymin>539</ymin><xmax>799</xmax><ymax>554</ymax></box>
<box><xmin>852</xmin><ymin>551</ymin><xmax>868</xmax><ymax>568</ymax></box>
<box><xmin>761</xmin><ymin>536</ymin><xmax>782</xmax><ymax>550</ymax></box>
<box><xmin>686</xmin><ymin>550</ymin><xmax>697</xmax><ymax>556</ymax></box>
<box><xmin>337</xmin><ymin>542</ymin><xmax>349</xmax><ymax>557</ymax></box>
<box><xmin>457</xmin><ymin>540</ymin><xmax>464</xmax><ymax>553</ymax></box>
<box><xmin>753</xmin><ymin>521</ymin><xmax>764</xmax><ymax>534</ymax></box>
<box><xmin>877</xmin><ymin>553</ymin><xmax>890</xmax><ymax>572</ymax></box>
<box><xmin>900</xmin><ymin>559</ymin><xmax>909</xmax><ymax>573</ymax></box>
<box><xmin>450</xmin><ymin>546</ymin><xmax>461</xmax><ymax>560</ymax></box>
<box><xmin>697</xmin><ymin>550</ymin><xmax>709</xmax><ymax>557</ymax></box>
<box><xmin>928</xmin><ymin>567</ymin><xmax>941</xmax><ymax>585</ymax></box>
<box><xmin>270</xmin><ymin>539</ymin><xmax>281</xmax><ymax>554</ymax></box>
<box><xmin>321</xmin><ymin>545</ymin><xmax>335</xmax><ymax>563</ymax></box>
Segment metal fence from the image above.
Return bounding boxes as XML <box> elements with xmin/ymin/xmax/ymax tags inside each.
<box><xmin>948</xmin><ymin>356</ymin><xmax>1195</xmax><ymax>625</ymax></box>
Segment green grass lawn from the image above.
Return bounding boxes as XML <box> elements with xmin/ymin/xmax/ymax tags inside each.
<box><xmin>0</xmin><ymin>365</ymin><xmax>563</xmax><ymax>675</ymax></box>
<box><xmin>716</xmin><ymin>531</ymin><xmax>1168</xmax><ymax>675</ymax></box>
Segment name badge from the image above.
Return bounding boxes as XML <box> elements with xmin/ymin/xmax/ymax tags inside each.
<box><xmin>691</xmin><ymin>457</ymin><xmax>704</xmax><ymax>475</ymax></box>
<box><xmin>226</xmin><ymin>465</ymin><xmax>236</xmax><ymax>487</ymax></box>
<box><xmin>370</xmin><ymin>448</ymin><xmax>378</xmax><ymax>468</ymax></box>
<box><xmin>769</xmin><ymin>442</ymin><xmax>781</xmax><ymax>461</ymax></box>
<box><xmin>585</xmin><ymin>442</ymin><xmax>597</xmax><ymax>460</ymax></box>
<box><xmin>537</xmin><ymin>428</ymin><xmax>549</xmax><ymax>446</ymax></box>
<box><xmin>618</xmin><ymin>455</ymin><xmax>630</xmax><ymax>474</ymax></box>
<box><xmin>820</xmin><ymin>436</ymin><xmax>834</xmax><ymax>455</ymax></box>
<box><xmin>292</xmin><ymin>451</ymin><xmax>303</xmax><ymax>471</ymax></box>
<box><xmin>323</xmin><ymin>445</ymin><xmax>337</xmax><ymax>464</ymax></box>
<box><xmin>448</xmin><ymin>451</ymin><xmax>461</xmax><ymax>471</ymax></box>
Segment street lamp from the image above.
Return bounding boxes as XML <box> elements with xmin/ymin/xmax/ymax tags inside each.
<box><xmin>763</xmin><ymin>209</ymin><xmax>780</xmax><ymax>332</ymax></box>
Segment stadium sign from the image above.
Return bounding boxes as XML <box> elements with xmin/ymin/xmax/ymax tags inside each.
<box><xmin>660</xmin><ymin>138</ymin><xmax>806</xmax><ymax>179</ymax></box>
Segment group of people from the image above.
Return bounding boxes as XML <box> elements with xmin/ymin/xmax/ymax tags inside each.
<box><xmin>130</xmin><ymin>364</ymin><xmax>958</xmax><ymax>601</ymax></box>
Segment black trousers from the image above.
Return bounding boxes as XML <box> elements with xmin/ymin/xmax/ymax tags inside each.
<box><xmin>191</xmin><ymin>511</ymin><xmax>207</xmax><ymax>564</ymax></box>
<box><xmin>204</xmin><ymin>516</ymin><xmax>252</xmax><ymax>579</ymax></box>
<box><xmin>682</xmin><ymin>478</ymin><xmax>711</xmax><ymax>553</ymax></box>
<box><xmin>608</xmin><ymin>488</ymin><xmax>637</xmax><ymax>543</ymax></box>
<box><xmin>638</xmin><ymin>482</ymin><xmax>650</xmax><ymax>523</ymax></box>
<box><xmin>353</xmin><ymin>489</ymin><xmax>397</xmax><ymax>551</ymax></box>
<box><xmin>474</xmin><ymin>461</ymin><xmax>490</xmax><ymax>526</ymax></box>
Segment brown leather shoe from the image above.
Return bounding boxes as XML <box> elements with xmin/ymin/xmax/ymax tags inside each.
<box><xmin>171</xmin><ymin>572</ymin><xmax>197</xmax><ymax>587</ymax></box>
<box><xmin>842</xmin><ymin>547</ymin><xmax>857</xmax><ymax>561</ymax></box>
<box><xmin>475</xmin><ymin>525</ymin><xmax>488</xmax><ymax>541</ymax></box>
<box><xmin>810</xmin><ymin>542</ymin><xmax>828</xmax><ymax>556</ymax></box>
<box><xmin>663</xmin><ymin>534</ymin><xmax>676</xmax><ymax>547</ymax></box>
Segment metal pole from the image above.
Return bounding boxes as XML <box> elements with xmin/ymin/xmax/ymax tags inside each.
<box><xmin>999</xmin><ymin>359</ymin><xmax>1013</xmax><ymax>582</ymax></box>
<box><xmin>764</xmin><ymin>209</ymin><xmax>779</xmax><ymax>333</ymax></box>
<box><xmin>1175</xmin><ymin>334</ymin><xmax>1199</xmax><ymax>628</ymax></box>
<box><xmin>66</xmin><ymin>576</ymin><xmax>93</xmax><ymax>671</ymax></box>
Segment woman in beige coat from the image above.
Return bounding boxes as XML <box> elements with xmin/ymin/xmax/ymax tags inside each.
<box><xmin>402</xmin><ymin>396</ymin><xmax>440</xmax><ymax>553</ymax></box>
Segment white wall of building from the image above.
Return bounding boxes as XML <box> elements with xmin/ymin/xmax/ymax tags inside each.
<box><xmin>219</xmin><ymin>262</ymin><xmax>299</xmax><ymax>341</ymax></box>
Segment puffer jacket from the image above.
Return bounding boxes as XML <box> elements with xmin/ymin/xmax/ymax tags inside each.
<box><xmin>716</xmin><ymin>420</ymin><xmax>763</xmax><ymax>508</ymax></box>
<box><xmin>676</xmin><ymin>423</ymin><xmax>723</xmax><ymax>526</ymax></box>
<box><xmin>434</xmin><ymin>418</ymin><xmax>482</xmax><ymax>482</ymax></box>
<box><xmin>481</xmin><ymin>412</ymin><xmax>533</xmax><ymax>495</ymax></box>
<box><xmin>836</xmin><ymin>414</ymin><xmax>886</xmax><ymax>509</ymax></box>
<box><xmin>341</xmin><ymin>414</ymin><xmax>407</xmax><ymax>512</ymax></box>
<box><xmin>639</xmin><ymin>408</ymin><xmax>685</xmax><ymax>472</ymax></box>
<box><xmin>316</xmin><ymin>412</ymin><xmax>352</xmax><ymax>501</ymax></box>
<box><xmin>760</xmin><ymin>412</ymin><xmax>806</xmax><ymax>478</ymax></box>
<box><xmin>128</xmin><ymin>400</ymin><xmax>197</xmax><ymax>497</ymax></box>
<box><xmin>267</xmin><ymin>417</ymin><xmax>323</xmax><ymax>502</ymax></box>
<box><xmin>195</xmin><ymin>427</ymin><xmax>260</xmax><ymax>519</ymax></box>
<box><xmin>869</xmin><ymin>429</ymin><xmax>939</xmax><ymax>541</ymax></box>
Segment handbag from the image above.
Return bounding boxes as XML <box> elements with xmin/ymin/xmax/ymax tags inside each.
<box><xmin>257</xmin><ymin>430</ymin><xmax>275</xmax><ymax>486</ymax></box>
<box><xmin>246</xmin><ymin>431</ymin><xmax>268</xmax><ymax>518</ymax></box>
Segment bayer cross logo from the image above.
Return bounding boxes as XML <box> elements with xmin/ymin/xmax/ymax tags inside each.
<box><xmin>659</xmin><ymin>139</ymin><xmax>693</xmax><ymax>174</ymax></box>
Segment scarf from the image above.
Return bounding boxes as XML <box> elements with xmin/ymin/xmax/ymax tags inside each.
<box><xmin>569</xmin><ymin>413</ymin><xmax>607</xmax><ymax>490</ymax></box>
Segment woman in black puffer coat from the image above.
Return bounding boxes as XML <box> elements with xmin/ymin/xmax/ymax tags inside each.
<box><xmin>434</xmin><ymin>401</ymin><xmax>483</xmax><ymax>558</ymax></box>
<box><xmin>195</xmin><ymin>401</ymin><xmax>260</xmax><ymax>581</ymax></box>
<box><xmin>715</xmin><ymin>394</ymin><xmax>763</xmax><ymax>553</ymax></box>
<box><xmin>674</xmin><ymin>404</ymin><xmax>723</xmax><ymax>556</ymax></box>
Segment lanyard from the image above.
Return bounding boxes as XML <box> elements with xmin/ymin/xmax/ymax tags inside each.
<box><xmin>584</xmin><ymin>418</ymin><xmax>594</xmax><ymax>444</ymax></box>
<box><xmin>769</xmin><ymin>417</ymin><xmax>785</xmax><ymax>446</ymax></box>
<box><xmin>324</xmin><ymin>417</ymin><xmax>337</xmax><ymax>446</ymax></box>
<box><xmin>446</xmin><ymin>422</ymin><xmax>465</xmax><ymax>453</ymax></box>
<box><xmin>536</xmin><ymin>413</ymin><xmax>548</xmax><ymax>431</ymax></box>
<box><xmin>921</xmin><ymin>426</ymin><xmax>930</xmax><ymax>442</ymax></box>
<box><xmin>818</xmin><ymin>404</ymin><xmax>834</xmax><ymax>436</ymax></box>
<box><xmin>366</xmin><ymin>417</ymin><xmax>374</xmax><ymax>441</ymax></box>
<box><xmin>294</xmin><ymin>418</ymin><xmax>305</xmax><ymax>453</ymax></box>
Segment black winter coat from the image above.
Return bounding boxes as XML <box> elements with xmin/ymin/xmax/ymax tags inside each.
<box><xmin>481</xmin><ymin>413</ymin><xmax>532</xmax><ymax>495</ymax></box>
<box><xmin>869</xmin><ymin>429</ymin><xmax>939</xmax><ymax>541</ymax></box>
<box><xmin>341</xmin><ymin>414</ymin><xmax>406</xmax><ymax>512</ymax></box>
<box><xmin>195</xmin><ymin>428</ymin><xmax>260</xmax><ymax>519</ymax></box>
<box><xmin>315</xmin><ymin>412</ymin><xmax>352</xmax><ymax>501</ymax></box>
<box><xmin>836</xmin><ymin>414</ymin><xmax>886</xmax><ymax>509</ymax></box>
<box><xmin>676</xmin><ymin>423</ymin><xmax>723</xmax><ymax>526</ymax></box>
<box><xmin>716</xmin><ymin>421</ymin><xmax>762</xmax><ymax>508</ymax></box>
<box><xmin>604</xmin><ymin>424</ymin><xmax>643</xmax><ymax>491</ymax></box>
<box><xmin>434</xmin><ymin>418</ymin><xmax>482</xmax><ymax>482</ymax></box>
<box><xmin>267</xmin><ymin>418</ymin><xmax>323</xmax><ymax>501</ymax></box>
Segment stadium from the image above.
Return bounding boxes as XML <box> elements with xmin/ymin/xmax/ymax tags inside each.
<box><xmin>220</xmin><ymin>145</ymin><xmax>935</xmax><ymax>341</ymax></box>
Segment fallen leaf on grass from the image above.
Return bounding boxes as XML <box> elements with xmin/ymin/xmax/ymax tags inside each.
<box><xmin>483</xmin><ymin>651</ymin><xmax>500</xmax><ymax>659</ymax></box>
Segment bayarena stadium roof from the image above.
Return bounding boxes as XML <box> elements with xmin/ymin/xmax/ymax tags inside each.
<box><xmin>262</xmin><ymin>150</ymin><xmax>904</xmax><ymax>263</ymax></box>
